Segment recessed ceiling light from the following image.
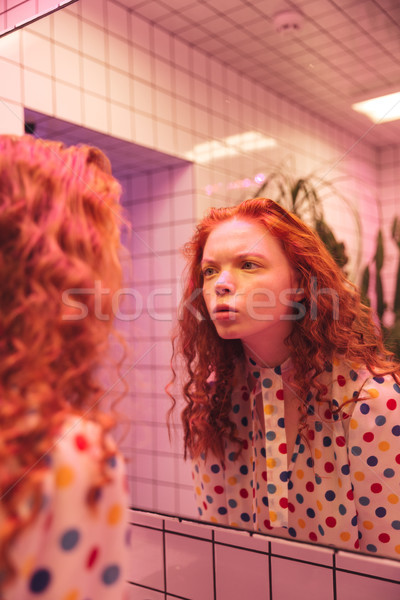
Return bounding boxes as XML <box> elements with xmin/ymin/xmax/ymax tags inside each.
<box><xmin>185</xmin><ymin>132</ymin><xmax>277</xmax><ymax>163</ymax></box>
<box><xmin>352</xmin><ymin>91</ymin><xmax>400</xmax><ymax>124</ymax></box>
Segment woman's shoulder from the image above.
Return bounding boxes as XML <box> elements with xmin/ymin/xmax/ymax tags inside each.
<box><xmin>330</xmin><ymin>356</ymin><xmax>400</xmax><ymax>412</ymax></box>
<box><xmin>330</xmin><ymin>356</ymin><xmax>397</xmax><ymax>387</ymax></box>
<box><xmin>53</xmin><ymin>414</ymin><xmax>111</xmax><ymax>455</ymax></box>
<box><xmin>8</xmin><ymin>415</ymin><xmax>128</xmax><ymax>600</ymax></box>
<box><xmin>48</xmin><ymin>414</ymin><xmax>125</xmax><ymax>486</ymax></box>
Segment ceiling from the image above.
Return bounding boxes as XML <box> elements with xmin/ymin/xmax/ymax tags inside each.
<box><xmin>115</xmin><ymin>0</ymin><xmax>400</xmax><ymax>147</ymax></box>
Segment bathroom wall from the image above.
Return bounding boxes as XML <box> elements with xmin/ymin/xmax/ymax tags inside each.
<box><xmin>126</xmin><ymin>507</ymin><xmax>400</xmax><ymax>599</ymax></box>
<box><xmin>0</xmin><ymin>0</ymin><xmax>397</xmax><ymax>532</ymax></box>
<box><xmin>116</xmin><ymin>164</ymin><xmax>197</xmax><ymax>517</ymax></box>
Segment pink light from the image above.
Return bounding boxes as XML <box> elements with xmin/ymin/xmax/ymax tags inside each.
<box><xmin>254</xmin><ymin>173</ymin><xmax>266</xmax><ymax>184</ymax></box>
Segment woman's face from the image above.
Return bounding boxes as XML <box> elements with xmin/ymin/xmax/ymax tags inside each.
<box><xmin>201</xmin><ymin>218</ymin><xmax>302</xmax><ymax>362</ymax></box>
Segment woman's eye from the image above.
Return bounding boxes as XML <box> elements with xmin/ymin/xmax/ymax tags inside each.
<box><xmin>242</xmin><ymin>261</ymin><xmax>258</xmax><ymax>270</ymax></box>
<box><xmin>203</xmin><ymin>266</ymin><xmax>216</xmax><ymax>277</ymax></box>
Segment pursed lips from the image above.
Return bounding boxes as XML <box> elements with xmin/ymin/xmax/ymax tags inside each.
<box><xmin>213</xmin><ymin>304</ymin><xmax>238</xmax><ymax>315</ymax></box>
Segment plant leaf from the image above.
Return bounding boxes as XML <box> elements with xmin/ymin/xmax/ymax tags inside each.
<box><xmin>360</xmin><ymin>265</ymin><xmax>370</xmax><ymax>305</ymax></box>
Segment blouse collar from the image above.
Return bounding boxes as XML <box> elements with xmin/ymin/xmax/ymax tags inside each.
<box><xmin>246</xmin><ymin>354</ymin><xmax>293</xmax><ymax>381</ymax></box>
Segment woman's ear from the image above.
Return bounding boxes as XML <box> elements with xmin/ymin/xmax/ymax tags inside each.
<box><xmin>293</xmin><ymin>273</ymin><xmax>306</xmax><ymax>301</ymax></box>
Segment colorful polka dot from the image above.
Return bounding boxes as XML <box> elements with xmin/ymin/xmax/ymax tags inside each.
<box><xmin>60</xmin><ymin>528</ymin><xmax>80</xmax><ymax>551</ymax></box>
<box><xmin>55</xmin><ymin>465</ymin><xmax>74</xmax><ymax>488</ymax></box>
<box><xmin>101</xmin><ymin>565</ymin><xmax>120</xmax><ymax>585</ymax></box>
<box><xmin>107</xmin><ymin>503</ymin><xmax>123</xmax><ymax>525</ymax></box>
<box><xmin>63</xmin><ymin>590</ymin><xmax>79</xmax><ymax>600</ymax></box>
<box><xmin>86</xmin><ymin>547</ymin><xmax>99</xmax><ymax>569</ymax></box>
<box><xmin>29</xmin><ymin>569</ymin><xmax>51</xmax><ymax>593</ymax></box>
<box><xmin>75</xmin><ymin>434</ymin><xmax>88</xmax><ymax>451</ymax></box>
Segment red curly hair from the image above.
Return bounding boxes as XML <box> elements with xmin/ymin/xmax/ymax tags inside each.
<box><xmin>168</xmin><ymin>198</ymin><xmax>399</xmax><ymax>461</ymax></box>
<box><xmin>0</xmin><ymin>135</ymin><xmax>124</xmax><ymax>585</ymax></box>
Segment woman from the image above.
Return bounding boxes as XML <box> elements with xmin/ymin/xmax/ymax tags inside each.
<box><xmin>0</xmin><ymin>135</ymin><xmax>129</xmax><ymax>598</ymax></box>
<box><xmin>169</xmin><ymin>197</ymin><xmax>400</xmax><ymax>559</ymax></box>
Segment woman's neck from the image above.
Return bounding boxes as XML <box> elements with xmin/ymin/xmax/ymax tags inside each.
<box><xmin>243</xmin><ymin>341</ymin><xmax>292</xmax><ymax>369</ymax></box>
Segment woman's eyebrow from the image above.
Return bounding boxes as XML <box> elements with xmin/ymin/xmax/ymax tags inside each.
<box><xmin>236</xmin><ymin>252</ymin><xmax>265</xmax><ymax>260</ymax></box>
<box><xmin>201</xmin><ymin>251</ymin><xmax>266</xmax><ymax>266</ymax></box>
<box><xmin>200</xmin><ymin>256</ymin><xmax>216</xmax><ymax>266</ymax></box>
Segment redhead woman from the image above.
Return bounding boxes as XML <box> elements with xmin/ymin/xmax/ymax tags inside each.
<box><xmin>169</xmin><ymin>198</ymin><xmax>400</xmax><ymax>559</ymax></box>
<box><xmin>0</xmin><ymin>136</ymin><xmax>129</xmax><ymax>598</ymax></box>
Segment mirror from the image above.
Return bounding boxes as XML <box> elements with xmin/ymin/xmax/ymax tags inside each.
<box><xmin>3</xmin><ymin>0</ymin><xmax>399</xmax><ymax>561</ymax></box>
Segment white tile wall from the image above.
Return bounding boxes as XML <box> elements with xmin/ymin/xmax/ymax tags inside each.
<box><xmin>165</xmin><ymin>533</ymin><xmax>214</xmax><ymax>600</ymax></box>
<box><xmin>114</xmin><ymin>164</ymin><xmax>196</xmax><ymax>517</ymax></box>
<box><xmin>127</xmin><ymin>509</ymin><xmax>400</xmax><ymax>600</ymax></box>
<box><xmin>335</xmin><ymin>571</ymin><xmax>400</xmax><ymax>600</ymax></box>
<box><xmin>271</xmin><ymin>556</ymin><xmax>334</xmax><ymax>600</ymax></box>
<box><xmin>215</xmin><ymin>543</ymin><xmax>269</xmax><ymax>600</ymax></box>
<box><xmin>126</xmin><ymin>524</ymin><xmax>164</xmax><ymax>590</ymax></box>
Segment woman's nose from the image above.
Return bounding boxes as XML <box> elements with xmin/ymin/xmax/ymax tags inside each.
<box><xmin>215</xmin><ymin>271</ymin><xmax>235</xmax><ymax>295</ymax></box>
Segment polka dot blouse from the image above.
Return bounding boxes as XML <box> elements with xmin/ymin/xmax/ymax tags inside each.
<box><xmin>192</xmin><ymin>357</ymin><xmax>400</xmax><ymax>559</ymax></box>
<box><xmin>5</xmin><ymin>417</ymin><xmax>130</xmax><ymax>599</ymax></box>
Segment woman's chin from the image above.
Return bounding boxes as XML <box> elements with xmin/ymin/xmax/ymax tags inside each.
<box><xmin>213</xmin><ymin>325</ymin><xmax>240</xmax><ymax>340</ymax></box>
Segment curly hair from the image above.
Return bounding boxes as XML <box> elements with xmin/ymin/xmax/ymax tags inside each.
<box><xmin>0</xmin><ymin>135</ymin><xmax>124</xmax><ymax>585</ymax></box>
<box><xmin>168</xmin><ymin>197</ymin><xmax>399</xmax><ymax>461</ymax></box>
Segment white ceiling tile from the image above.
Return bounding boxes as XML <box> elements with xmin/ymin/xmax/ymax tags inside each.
<box><xmin>177</xmin><ymin>25</ymin><xmax>211</xmax><ymax>45</ymax></box>
<box><xmin>156</xmin><ymin>12</ymin><xmax>191</xmax><ymax>32</ymax></box>
<box><xmin>177</xmin><ymin>3</ymin><xmax>218</xmax><ymax>22</ymax></box>
<box><xmin>199</xmin><ymin>37</ymin><xmax>231</xmax><ymax>55</ymax></box>
<box><xmin>241</xmin><ymin>18</ymin><xmax>272</xmax><ymax>37</ymax></box>
<box><xmin>205</xmin><ymin>18</ymin><xmax>239</xmax><ymax>35</ymax></box>
<box><xmin>213</xmin><ymin>46</ymin><xmax>240</xmax><ymax>63</ymax></box>
<box><xmin>133</xmin><ymin>0</ymin><xmax>170</xmax><ymax>21</ymax></box>
<box><xmin>238</xmin><ymin>37</ymin><xmax>269</xmax><ymax>55</ymax></box>
<box><xmin>300</xmin><ymin>0</ymin><xmax>336</xmax><ymax>19</ymax></box>
<box><xmin>223</xmin><ymin>4</ymin><xmax>260</xmax><ymax>22</ymax></box>
<box><xmin>117</xmin><ymin>0</ymin><xmax>145</xmax><ymax>8</ymax></box>
<box><xmin>311</xmin><ymin>10</ymin><xmax>346</xmax><ymax>29</ymax></box>
<box><xmin>202</xmin><ymin>0</ymin><xmax>245</xmax><ymax>12</ymax></box>
<box><xmin>166</xmin><ymin>0</ymin><xmax>201</xmax><ymax>10</ymax></box>
<box><xmin>249</xmin><ymin>0</ymin><xmax>293</xmax><ymax>18</ymax></box>
<box><xmin>219</xmin><ymin>27</ymin><xmax>254</xmax><ymax>46</ymax></box>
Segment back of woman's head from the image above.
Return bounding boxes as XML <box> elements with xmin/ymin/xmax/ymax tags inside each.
<box><xmin>0</xmin><ymin>135</ymin><xmax>123</xmax><ymax>404</ymax></box>
<box><xmin>0</xmin><ymin>135</ymin><xmax>124</xmax><ymax>585</ymax></box>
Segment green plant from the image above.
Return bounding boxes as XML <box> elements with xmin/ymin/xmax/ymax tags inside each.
<box><xmin>361</xmin><ymin>217</ymin><xmax>400</xmax><ymax>359</ymax></box>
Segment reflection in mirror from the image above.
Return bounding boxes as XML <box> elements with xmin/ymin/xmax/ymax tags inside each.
<box><xmin>169</xmin><ymin>197</ymin><xmax>400</xmax><ymax>561</ymax></box>
<box><xmin>4</xmin><ymin>0</ymin><xmax>399</xmax><ymax>562</ymax></box>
